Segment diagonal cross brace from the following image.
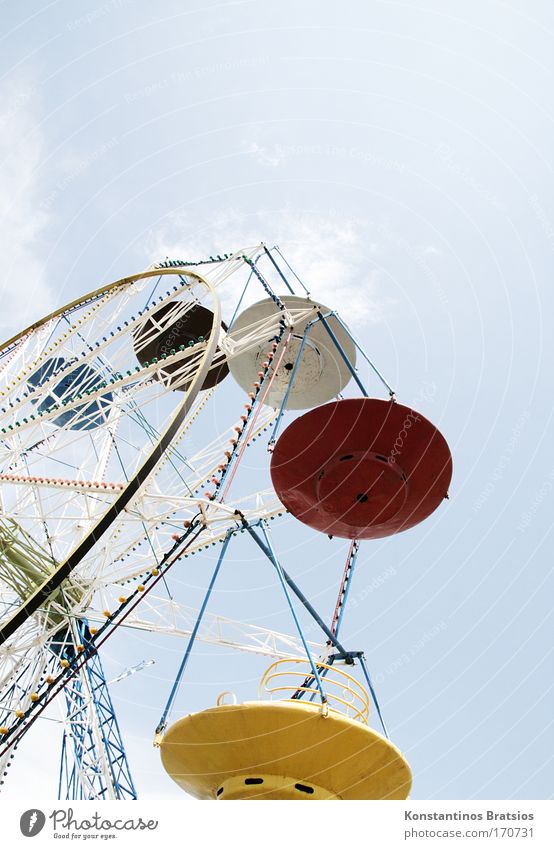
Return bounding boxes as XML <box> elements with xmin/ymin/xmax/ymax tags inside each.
<box><xmin>242</xmin><ymin>521</ymin><xmax>349</xmax><ymax>658</ymax></box>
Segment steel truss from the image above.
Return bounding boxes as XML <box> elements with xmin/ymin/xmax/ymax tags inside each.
<box><xmin>55</xmin><ymin>620</ymin><xmax>136</xmax><ymax>800</ymax></box>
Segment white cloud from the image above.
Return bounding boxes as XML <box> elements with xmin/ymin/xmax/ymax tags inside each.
<box><xmin>146</xmin><ymin>208</ymin><xmax>393</xmax><ymax>326</ymax></box>
<box><xmin>0</xmin><ymin>83</ymin><xmax>54</xmax><ymax>336</ymax></box>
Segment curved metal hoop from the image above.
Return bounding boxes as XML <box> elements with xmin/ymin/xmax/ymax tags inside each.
<box><xmin>259</xmin><ymin>657</ymin><xmax>370</xmax><ymax>723</ymax></box>
<box><xmin>0</xmin><ymin>267</ymin><xmax>221</xmax><ymax>645</ymax></box>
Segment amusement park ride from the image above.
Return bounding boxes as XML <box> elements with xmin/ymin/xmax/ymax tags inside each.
<box><xmin>0</xmin><ymin>245</ymin><xmax>452</xmax><ymax>800</ymax></box>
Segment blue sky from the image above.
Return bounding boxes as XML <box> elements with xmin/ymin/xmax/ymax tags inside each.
<box><xmin>0</xmin><ymin>0</ymin><xmax>553</xmax><ymax>800</ymax></box>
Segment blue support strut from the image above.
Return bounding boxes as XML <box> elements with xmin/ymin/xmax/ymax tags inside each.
<box><xmin>57</xmin><ymin>620</ymin><xmax>137</xmax><ymax>800</ymax></box>
<box><xmin>262</xmin><ymin>245</ymin><xmax>295</xmax><ymax>294</ymax></box>
<box><xmin>244</xmin><ymin>521</ymin><xmax>348</xmax><ymax>657</ymax></box>
<box><xmin>316</xmin><ymin>311</ymin><xmax>368</xmax><ymax>397</ymax></box>
<box><xmin>256</xmin><ymin>521</ymin><xmax>327</xmax><ymax>704</ymax></box>
<box><xmin>228</xmin><ymin>253</ymin><xmax>263</xmax><ymax>330</ymax></box>
<box><xmin>268</xmin><ymin>322</ymin><xmax>312</xmax><ymax>446</ymax></box>
<box><xmin>358</xmin><ymin>653</ymin><xmax>389</xmax><ymax>739</ymax></box>
<box><xmin>274</xmin><ymin>246</ymin><xmax>310</xmax><ymax>295</ymax></box>
<box><xmin>332</xmin><ymin>313</ymin><xmax>396</xmax><ymax>398</ymax></box>
<box><xmin>155</xmin><ymin>530</ymin><xmax>234</xmax><ymax>734</ymax></box>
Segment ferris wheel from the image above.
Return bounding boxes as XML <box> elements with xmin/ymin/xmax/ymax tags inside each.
<box><xmin>0</xmin><ymin>245</ymin><xmax>452</xmax><ymax>800</ymax></box>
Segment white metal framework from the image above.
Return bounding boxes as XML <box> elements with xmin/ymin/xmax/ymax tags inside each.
<box><xmin>0</xmin><ymin>248</ymin><xmax>332</xmax><ymax>797</ymax></box>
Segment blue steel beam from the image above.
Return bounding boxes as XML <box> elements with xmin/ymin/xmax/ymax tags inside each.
<box><xmin>56</xmin><ymin>620</ymin><xmax>136</xmax><ymax>800</ymax></box>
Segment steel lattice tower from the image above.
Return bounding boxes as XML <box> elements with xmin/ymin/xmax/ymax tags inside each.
<box><xmin>55</xmin><ymin>621</ymin><xmax>136</xmax><ymax>800</ymax></box>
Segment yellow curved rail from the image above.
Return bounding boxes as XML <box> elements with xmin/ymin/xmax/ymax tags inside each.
<box><xmin>259</xmin><ymin>658</ymin><xmax>370</xmax><ymax>724</ymax></box>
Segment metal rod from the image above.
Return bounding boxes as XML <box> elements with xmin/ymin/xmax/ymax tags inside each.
<box><xmin>243</xmin><ymin>522</ymin><xmax>347</xmax><ymax>656</ymax></box>
<box><xmin>268</xmin><ymin>323</ymin><xmax>312</xmax><ymax>446</ymax></box>
<box><xmin>141</xmin><ymin>274</ymin><xmax>161</xmax><ymax>311</ymax></box>
<box><xmin>228</xmin><ymin>256</ymin><xmax>262</xmax><ymax>330</ymax></box>
<box><xmin>274</xmin><ymin>246</ymin><xmax>310</xmax><ymax>294</ymax></box>
<box><xmin>219</xmin><ymin>324</ymin><xmax>290</xmax><ymax>501</ymax></box>
<box><xmin>242</xmin><ymin>256</ymin><xmax>285</xmax><ymax>310</ymax></box>
<box><xmin>257</xmin><ymin>522</ymin><xmax>327</xmax><ymax>704</ymax></box>
<box><xmin>263</xmin><ymin>245</ymin><xmax>295</xmax><ymax>294</ymax></box>
<box><xmin>332</xmin><ymin>313</ymin><xmax>396</xmax><ymax>398</ymax></box>
<box><xmin>334</xmin><ymin>540</ymin><xmax>360</xmax><ymax>640</ymax></box>
<box><xmin>155</xmin><ymin>530</ymin><xmax>233</xmax><ymax>733</ymax></box>
<box><xmin>307</xmin><ymin>664</ymin><xmax>332</xmax><ymax>703</ymax></box>
<box><xmin>316</xmin><ymin>311</ymin><xmax>368</xmax><ymax>396</ymax></box>
<box><xmin>228</xmin><ymin>272</ymin><xmax>252</xmax><ymax>330</ymax></box>
<box><xmin>359</xmin><ymin>653</ymin><xmax>389</xmax><ymax>738</ymax></box>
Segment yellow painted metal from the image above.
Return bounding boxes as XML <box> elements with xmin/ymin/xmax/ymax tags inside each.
<box><xmin>160</xmin><ymin>701</ymin><xmax>412</xmax><ymax>800</ymax></box>
<box><xmin>260</xmin><ymin>657</ymin><xmax>370</xmax><ymax>723</ymax></box>
<box><xmin>216</xmin><ymin>773</ymin><xmax>339</xmax><ymax>800</ymax></box>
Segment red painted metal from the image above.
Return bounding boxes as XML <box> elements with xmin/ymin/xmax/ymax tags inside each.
<box><xmin>270</xmin><ymin>398</ymin><xmax>452</xmax><ymax>539</ymax></box>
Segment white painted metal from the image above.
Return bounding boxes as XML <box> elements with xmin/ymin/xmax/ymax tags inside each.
<box><xmin>227</xmin><ymin>295</ymin><xmax>357</xmax><ymax>409</ymax></box>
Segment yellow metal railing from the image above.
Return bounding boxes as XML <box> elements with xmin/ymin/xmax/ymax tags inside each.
<box><xmin>259</xmin><ymin>658</ymin><xmax>370</xmax><ymax>724</ymax></box>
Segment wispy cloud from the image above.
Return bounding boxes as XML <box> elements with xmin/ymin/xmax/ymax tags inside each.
<box><xmin>241</xmin><ymin>140</ymin><xmax>287</xmax><ymax>168</ymax></box>
<box><xmin>0</xmin><ymin>82</ymin><xmax>54</xmax><ymax>336</ymax></box>
<box><xmin>146</xmin><ymin>208</ymin><xmax>391</xmax><ymax>326</ymax></box>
